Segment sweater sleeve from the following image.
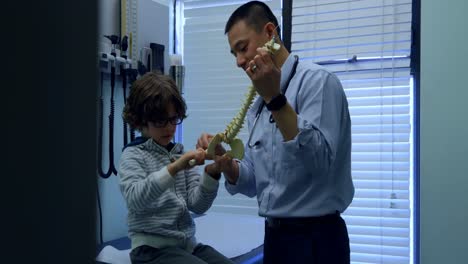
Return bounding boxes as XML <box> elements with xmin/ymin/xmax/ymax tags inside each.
<box><xmin>118</xmin><ymin>147</ymin><xmax>175</xmax><ymax>212</ymax></box>
<box><xmin>185</xmin><ymin>166</ymin><xmax>219</xmax><ymax>214</ymax></box>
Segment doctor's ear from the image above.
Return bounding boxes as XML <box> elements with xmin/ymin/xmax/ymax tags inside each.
<box><xmin>264</xmin><ymin>22</ymin><xmax>278</xmax><ymax>39</ymax></box>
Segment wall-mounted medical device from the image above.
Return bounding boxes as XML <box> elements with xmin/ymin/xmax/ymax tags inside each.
<box><xmin>122</xmin><ymin>0</ymin><xmax>170</xmax><ymax>75</ymax></box>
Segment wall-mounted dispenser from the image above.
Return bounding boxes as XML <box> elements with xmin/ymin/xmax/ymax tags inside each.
<box><xmin>169</xmin><ymin>54</ymin><xmax>184</xmax><ymax>94</ymax></box>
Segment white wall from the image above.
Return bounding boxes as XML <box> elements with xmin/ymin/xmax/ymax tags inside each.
<box><xmin>97</xmin><ymin>0</ymin><xmax>171</xmax><ymax>243</ymax></box>
<box><xmin>98</xmin><ymin>0</ymin><xmax>121</xmax><ymax>53</ymax></box>
<box><xmin>420</xmin><ymin>0</ymin><xmax>468</xmax><ymax>262</ymax></box>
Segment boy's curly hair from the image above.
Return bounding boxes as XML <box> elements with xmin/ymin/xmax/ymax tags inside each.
<box><xmin>122</xmin><ymin>71</ymin><xmax>187</xmax><ymax>130</ymax></box>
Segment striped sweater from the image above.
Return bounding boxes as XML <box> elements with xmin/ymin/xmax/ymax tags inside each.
<box><xmin>118</xmin><ymin>138</ymin><xmax>219</xmax><ymax>250</ymax></box>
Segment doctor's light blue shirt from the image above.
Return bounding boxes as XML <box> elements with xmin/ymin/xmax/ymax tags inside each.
<box><xmin>225</xmin><ymin>54</ymin><xmax>355</xmax><ymax>218</ymax></box>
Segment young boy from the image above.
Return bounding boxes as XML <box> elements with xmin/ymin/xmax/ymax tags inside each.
<box><xmin>119</xmin><ymin>71</ymin><xmax>233</xmax><ymax>264</ymax></box>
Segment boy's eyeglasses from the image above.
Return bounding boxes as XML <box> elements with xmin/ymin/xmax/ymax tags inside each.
<box><xmin>151</xmin><ymin>116</ymin><xmax>183</xmax><ymax>128</ymax></box>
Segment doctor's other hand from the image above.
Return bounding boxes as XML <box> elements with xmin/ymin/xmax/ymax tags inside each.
<box><xmin>205</xmin><ymin>154</ymin><xmax>238</xmax><ymax>184</ymax></box>
<box><xmin>246</xmin><ymin>48</ymin><xmax>281</xmax><ymax>103</ymax></box>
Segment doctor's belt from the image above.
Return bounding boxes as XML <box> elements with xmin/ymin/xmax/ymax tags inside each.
<box><xmin>265</xmin><ymin>211</ymin><xmax>340</xmax><ymax>229</ymax></box>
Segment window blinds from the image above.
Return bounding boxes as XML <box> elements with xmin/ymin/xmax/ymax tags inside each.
<box><xmin>291</xmin><ymin>0</ymin><xmax>414</xmax><ymax>263</ymax></box>
<box><xmin>180</xmin><ymin>0</ymin><xmax>414</xmax><ymax>263</ymax></box>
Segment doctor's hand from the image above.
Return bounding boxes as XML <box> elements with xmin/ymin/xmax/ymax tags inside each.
<box><xmin>205</xmin><ymin>154</ymin><xmax>239</xmax><ymax>184</ymax></box>
<box><xmin>246</xmin><ymin>47</ymin><xmax>281</xmax><ymax>103</ymax></box>
<box><xmin>196</xmin><ymin>133</ymin><xmax>226</xmax><ymax>159</ymax></box>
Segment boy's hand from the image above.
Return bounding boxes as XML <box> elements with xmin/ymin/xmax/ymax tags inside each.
<box><xmin>168</xmin><ymin>148</ymin><xmax>206</xmax><ymax>176</ymax></box>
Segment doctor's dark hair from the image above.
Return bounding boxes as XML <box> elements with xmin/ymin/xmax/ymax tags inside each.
<box><xmin>224</xmin><ymin>1</ymin><xmax>280</xmax><ymax>37</ymax></box>
<box><xmin>122</xmin><ymin>71</ymin><xmax>187</xmax><ymax>130</ymax></box>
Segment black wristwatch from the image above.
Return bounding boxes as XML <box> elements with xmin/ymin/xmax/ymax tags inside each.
<box><xmin>265</xmin><ymin>94</ymin><xmax>287</xmax><ymax>111</ymax></box>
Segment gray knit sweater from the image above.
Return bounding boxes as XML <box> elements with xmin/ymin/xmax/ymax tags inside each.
<box><xmin>118</xmin><ymin>138</ymin><xmax>219</xmax><ymax>250</ymax></box>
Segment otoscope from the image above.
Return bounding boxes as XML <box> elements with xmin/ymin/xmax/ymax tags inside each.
<box><xmin>119</xmin><ymin>36</ymin><xmax>130</xmax><ymax>146</ymax></box>
<box><xmin>98</xmin><ymin>35</ymin><xmax>120</xmax><ymax>178</ymax></box>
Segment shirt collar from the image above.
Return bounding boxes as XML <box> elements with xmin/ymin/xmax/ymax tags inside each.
<box><xmin>280</xmin><ymin>53</ymin><xmax>297</xmax><ymax>93</ymax></box>
<box><xmin>140</xmin><ymin>137</ymin><xmax>183</xmax><ymax>155</ymax></box>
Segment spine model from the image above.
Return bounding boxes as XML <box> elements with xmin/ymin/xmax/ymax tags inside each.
<box><xmin>189</xmin><ymin>36</ymin><xmax>280</xmax><ymax>165</ymax></box>
<box><xmin>224</xmin><ymin>86</ymin><xmax>257</xmax><ymax>144</ymax></box>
